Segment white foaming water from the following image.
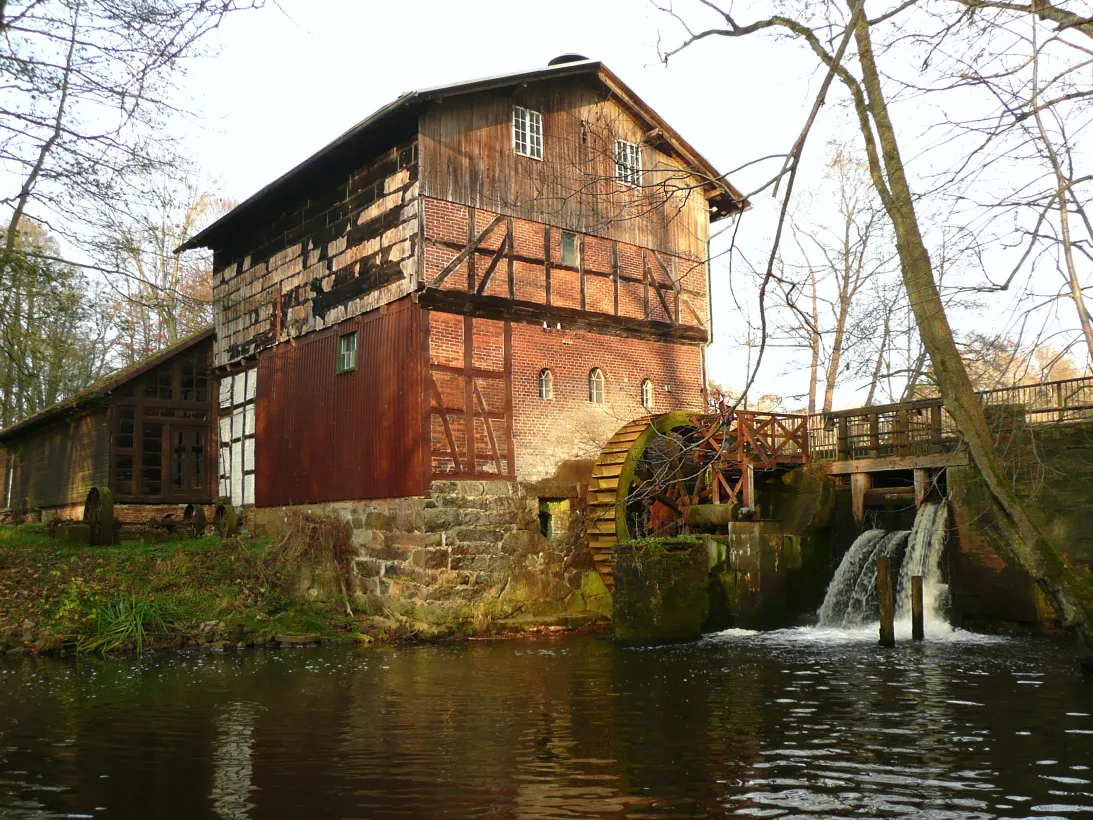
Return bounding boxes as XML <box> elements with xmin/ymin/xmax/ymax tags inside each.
<box><xmin>816</xmin><ymin>529</ymin><xmax>886</xmax><ymax>627</ymax></box>
<box><xmin>815</xmin><ymin>501</ymin><xmax>951</xmax><ymax>633</ymax></box>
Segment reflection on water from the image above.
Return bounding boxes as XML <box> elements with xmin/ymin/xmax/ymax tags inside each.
<box><xmin>0</xmin><ymin>629</ymin><xmax>1090</xmax><ymax>818</ymax></box>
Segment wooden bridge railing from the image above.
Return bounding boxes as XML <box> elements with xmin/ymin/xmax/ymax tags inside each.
<box><xmin>804</xmin><ymin>374</ymin><xmax>1093</xmax><ymax>462</ymax></box>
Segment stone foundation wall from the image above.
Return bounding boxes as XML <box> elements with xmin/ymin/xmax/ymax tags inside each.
<box><xmin>249</xmin><ymin>479</ymin><xmax>612</xmax><ymax>629</ymax></box>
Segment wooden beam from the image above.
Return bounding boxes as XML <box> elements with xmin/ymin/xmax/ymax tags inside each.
<box><xmin>427</xmin><ymin>212</ymin><xmax>505</xmax><ymax>289</ymax></box>
<box><xmin>851</xmin><ymin>472</ymin><xmax>872</xmax><ymax>523</ymax></box>
<box><xmin>467</xmin><ymin>208</ymin><xmax>476</xmax><ymax>292</ymax></box>
<box><xmin>823</xmin><ymin>451</ymin><xmax>968</xmax><ymax>475</ymax></box>
<box><xmin>544</xmin><ymin>226</ymin><xmax>552</xmax><ymax>306</ymax></box>
<box><xmin>506</xmin><ymin>217</ymin><xmax>514</xmax><ymax>300</ymax></box>
<box><xmin>612</xmin><ymin>241</ymin><xmax>620</xmax><ymax>317</ymax></box>
<box><xmin>579</xmin><ymin>235</ymin><xmax>586</xmax><ymax>311</ymax></box>
<box><xmin>416</xmin><ymin>289</ymin><xmax>710</xmax><ymax>345</ymax></box>
<box><xmin>475</xmin><ymin>233</ymin><xmax>509</xmax><ymax>296</ymax></box>
<box><xmin>464</xmin><ymin>315</ymin><xmax>474</xmax><ymax>474</ymax></box>
<box><xmin>913</xmin><ymin>468</ymin><xmax>929</xmax><ymax>507</ymax></box>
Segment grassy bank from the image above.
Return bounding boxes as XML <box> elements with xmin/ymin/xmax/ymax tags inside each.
<box><xmin>0</xmin><ymin>523</ymin><xmax>367</xmax><ymax>655</ymax></box>
<box><xmin>0</xmin><ymin>523</ymin><xmax>607</xmax><ymax>656</ymax></box>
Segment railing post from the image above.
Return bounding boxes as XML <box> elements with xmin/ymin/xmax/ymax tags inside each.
<box><xmin>930</xmin><ymin>404</ymin><xmax>943</xmax><ymax>447</ymax></box>
<box><xmin>869</xmin><ymin>412</ymin><xmax>880</xmax><ymax>458</ymax></box>
<box><xmin>896</xmin><ymin>409</ymin><xmax>910</xmax><ymax>457</ymax></box>
<box><xmin>837</xmin><ymin>416</ymin><xmax>849</xmax><ymax>461</ymax></box>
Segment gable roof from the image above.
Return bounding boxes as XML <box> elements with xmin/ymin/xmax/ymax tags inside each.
<box><xmin>0</xmin><ymin>327</ymin><xmax>215</xmax><ymax>444</ymax></box>
<box><xmin>178</xmin><ymin>59</ymin><xmax>748</xmax><ymax>254</ymax></box>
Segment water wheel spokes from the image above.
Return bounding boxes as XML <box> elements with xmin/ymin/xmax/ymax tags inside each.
<box><xmin>183</xmin><ymin>503</ymin><xmax>207</xmax><ymax>537</ymax></box>
<box><xmin>214</xmin><ymin>502</ymin><xmax>238</xmax><ymax>538</ymax></box>
<box><xmin>82</xmin><ymin>486</ymin><xmax>114</xmax><ymax>546</ymax></box>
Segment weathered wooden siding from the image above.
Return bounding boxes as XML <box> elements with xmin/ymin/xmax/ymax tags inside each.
<box><xmin>255</xmin><ymin>297</ymin><xmax>426</xmax><ymax>505</ymax></box>
<box><xmin>6</xmin><ymin>410</ymin><xmax>110</xmax><ymax>511</ymax></box>
<box><xmin>212</xmin><ymin>141</ymin><xmax>420</xmax><ymax>368</ymax></box>
<box><xmin>418</xmin><ymin>79</ymin><xmax>711</xmax><ymax>261</ymax></box>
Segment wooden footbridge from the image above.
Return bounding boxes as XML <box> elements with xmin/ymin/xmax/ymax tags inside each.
<box><xmin>586</xmin><ymin>375</ymin><xmax>1093</xmax><ymax>584</ymax></box>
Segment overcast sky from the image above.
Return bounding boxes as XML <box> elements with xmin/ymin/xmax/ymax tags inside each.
<box><xmin>173</xmin><ymin>0</ymin><xmax>1021</xmax><ymax>408</ymax></box>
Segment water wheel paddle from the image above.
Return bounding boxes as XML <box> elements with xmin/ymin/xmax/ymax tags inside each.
<box><xmin>83</xmin><ymin>486</ymin><xmax>114</xmax><ymax>546</ymax></box>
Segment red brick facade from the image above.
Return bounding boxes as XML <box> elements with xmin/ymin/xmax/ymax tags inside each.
<box><xmin>509</xmin><ymin>323</ymin><xmax>705</xmax><ymax>481</ymax></box>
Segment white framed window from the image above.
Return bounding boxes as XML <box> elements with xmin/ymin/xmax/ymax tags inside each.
<box><xmin>615</xmin><ymin>139</ymin><xmax>642</xmax><ymax>186</ymax></box>
<box><xmin>513</xmin><ymin>105</ymin><xmax>543</xmax><ymax>159</ymax></box>
<box><xmin>337</xmin><ymin>331</ymin><xmax>358</xmax><ymax>374</ymax></box>
<box><xmin>641</xmin><ymin>379</ymin><xmax>654</xmax><ymax>410</ymax></box>
<box><xmin>539</xmin><ymin>369</ymin><xmax>554</xmax><ymax>400</ymax></box>
<box><xmin>560</xmin><ymin>231</ymin><xmax>580</xmax><ymax>267</ymax></box>
<box><xmin>589</xmin><ymin>368</ymin><xmax>605</xmax><ymax>404</ymax></box>
<box><xmin>219</xmin><ymin>368</ymin><xmax>257</xmax><ymax>506</ymax></box>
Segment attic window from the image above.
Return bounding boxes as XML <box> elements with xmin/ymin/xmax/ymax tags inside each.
<box><xmin>513</xmin><ymin>106</ymin><xmax>543</xmax><ymax>159</ymax></box>
<box><xmin>615</xmin><ymin>140</ymin><xmax>642</xmax><ymax>186</ymax></box>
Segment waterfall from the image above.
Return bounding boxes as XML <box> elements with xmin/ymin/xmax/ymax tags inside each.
<box><xmin>817</xmin><ymin>529</ymin><xmax>886</xmax><ymax>627</ymax></box>
<box><xmin>897</xmin><ymin>501</ymin><xmax>950</xmax><ymax>625</ymax></box>
<box><xmin>817</xmin><ymin>501</ymin><xmax>949</xmax><ymax>630</ymax></box>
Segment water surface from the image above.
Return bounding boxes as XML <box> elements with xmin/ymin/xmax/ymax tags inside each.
<box><xmin>1</xmin><ymin>629</ymin><xmax>1091</xmax><ymax>818</ymax></box>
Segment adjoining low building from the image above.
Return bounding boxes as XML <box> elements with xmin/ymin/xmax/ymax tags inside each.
<box><xmin>0</xmin><ymin>328</ymin><xmax>218</xmax><ymax>539</ymax></box>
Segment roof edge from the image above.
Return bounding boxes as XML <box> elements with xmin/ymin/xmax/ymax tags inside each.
<box><xmin>0</xmin><ymin>327</ymin><xmax>215</xmax><ymax>444</ymax></box>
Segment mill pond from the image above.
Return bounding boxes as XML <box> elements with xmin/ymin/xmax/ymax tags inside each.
<box><xmin>1</xmin><ymin>629</ymin><xmax>1091</xmax><ymax>819</ymax></box>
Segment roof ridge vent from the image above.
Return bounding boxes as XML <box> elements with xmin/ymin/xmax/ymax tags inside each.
<box><xmin>548</xmin><ymin>53</ymin><xmax>589</xmax><ymax>66</ymax></box>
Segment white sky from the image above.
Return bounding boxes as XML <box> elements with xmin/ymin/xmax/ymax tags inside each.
<box><xmin>172</xmin><ymin>0</ymin><xmax>1032</xmax><ymax>409</ymax></box>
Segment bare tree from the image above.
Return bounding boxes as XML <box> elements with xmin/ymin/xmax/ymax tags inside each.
<box><xmin>659</xmin><ymin>0</ymin><xmax>1093</xmax><ymax>669</ymax></box>
<box><xmin>0</xmin><ymin>0</ymin><xmax>262</xmax><ymax>306</ymax></box>
<box><xmin>94</xmin><ymin>166</ymin><xmax>231</xmax><ymax>362</ymax></box>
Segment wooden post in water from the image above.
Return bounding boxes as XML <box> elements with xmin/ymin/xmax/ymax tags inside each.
<box><xmin>911</xmin><ymin>576</ymin><xmax>925</xmax><ymax>641</ymax></box>
<box><xmin>877</xmin><ymin>555</ymin><xmax>895</xmax><ymax>647</ymax></box>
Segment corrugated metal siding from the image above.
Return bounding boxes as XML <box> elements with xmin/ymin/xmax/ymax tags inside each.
<box><xmin>256</xmin><ymin>297</ymin><xmax>426</xmax><ymax>505</ymax></box>
<box><xmin>10</xmin><ymin>409</ymin><xmax>110</xmax><ymax>510</ymax></box>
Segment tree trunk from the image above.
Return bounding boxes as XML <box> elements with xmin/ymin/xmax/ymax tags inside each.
<box><xmin>852</xmin><ymin>8</ymin><xmax>1092</xmax><ymax>667</ymax></box>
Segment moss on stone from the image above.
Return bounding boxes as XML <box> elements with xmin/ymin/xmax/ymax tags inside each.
<box><xmin>612</xmin><ymin>538</ymin><xmax>709</xmax><ymax>646</ymax></box>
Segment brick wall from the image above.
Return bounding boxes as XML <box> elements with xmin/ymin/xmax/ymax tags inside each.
<box><xmin>212</xmin><ymin>141</ymin><xmax>420</xmax><ymax>367</ymax></box>
<box><xmin>510</xmin><ymin>323</ymin><xmax>705</xmax><ymax>482</ymax></box>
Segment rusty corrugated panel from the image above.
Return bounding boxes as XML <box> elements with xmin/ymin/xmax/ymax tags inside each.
<box><xmin>256</xmin><ymin>298</ymin><xmax>425</xmax><ymax>505</ymax></box>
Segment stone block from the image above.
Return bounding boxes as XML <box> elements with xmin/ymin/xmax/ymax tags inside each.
<box><xmin>451</xmin><ymin>527</ymin><xmax>503</xmax><ymax>544</ymax></box>
<box><xmin>384</xmin><ymin>532</ymin><xmax>427</xmax><ymax>548</ymax></box>
<box><xmin>423</xmin><ymin>508</ymin><xmax>459</xmax><ymax>532</ymax></box>
<box><xmin>450</xmin><ymin>554</ymin><xmax>491</xmax><ymax>572</ymax></box>
<box><xmin>500</xmin><ymin>530</ymin><xmax>548</xmax><ymax>559</ymax></box>
<box><xmin>411</xmin><ymin>548</ymin><xmax>450</xmax><ymax>571</ymax></box>
<box><xmin>354</xmin><ymin>558</ymin><xmax>383</xmax><ymax>578</ymax></box>
<box><xmin>364</xmin><ymin>511</ymin><xmax>392</xmax><ymax>531</ymax></box>
<box><xmin>612</xmin><ymin>540</ymin><xmax>709</xmax><ymax>646</ymax></box>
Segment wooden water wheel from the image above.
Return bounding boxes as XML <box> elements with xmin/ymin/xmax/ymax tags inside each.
<box><xmin>183</xmin><ymin>503</ymin><xmax>207</xmax><ymax>537</ymax></box>
<box><xmin>585</xmin><ymin>412</ymin><xmax>746</xmax><ymax>587</ymax></box>
<box><xmin>83</xmin><ymin>486</ymin><xmax>114</xmax><ymax>546</ymax></box>
<box><xmin>214</xmin><ymin>502</ymin><xmax>238</xmax><ymax>537</ymax></box>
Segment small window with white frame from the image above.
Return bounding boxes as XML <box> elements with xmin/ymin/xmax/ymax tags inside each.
<box><xmin>539</xmin><ymin>368</ymin><xmax>554</xmax><ymax>400</ymax></box>
<box><xmin>615</xmin><ymin>139</ymin><xmax>642</xmax><ymax>186</ymax></box>
<box><xmin>336</xmin><ymin>331</ymin><xmax>358</xmax><ymax>374</ymax></box>
<box><xmin>641</xmin><ymin>379</ymin><xmax>654</xmax><ymax>410</ymax></box>
<box><xmin>560</xmin><ymin>231</ymin><xmax>580</xmax><ymax>267</ymax></box>
<box><xmin>589</xmin><ymin>368</ymin><xmax>605</xmax><ymax>404</ymax></box>
<box><xmin>513</xmin><ymin>106</ymin><xmax>543</xmax><ymax>159</ymax></box>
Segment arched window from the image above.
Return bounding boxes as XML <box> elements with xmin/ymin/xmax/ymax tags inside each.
<box><xmin>641</xmin><ymin>379</ymin><xmax>654</xmax><ymax>410</ymax></box>
<box><xmin>588</xmin><ymin>368</ymin><xmax>605</xmax><ymax>404</ymax></box>
<box><xmin>538</xmin><ymin>368</ymin><xmax>553</xmax><ymax>400</ymax></box>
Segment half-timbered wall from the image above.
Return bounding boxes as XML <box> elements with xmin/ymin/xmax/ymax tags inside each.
<box><xmin>510</xmin><ymin>324</ymin><xmax>705</xmax><ymax>482</ymax></box>
<box><xmin>426</xmin><ymin>310</ymin><xmax>515</xmax><ymax>479</ymax></box>
<box><xmin>255</xmin><ymin>298</ymin><xmax>426</xmax><ymax>505</ymax></box>
<box><xmin>418</xmin><ymin>80</ymin><xmax>711</xmax><ymax>260</ymax></box>
<box><xmin>421</xmin><ymin>198</ymin><xmax>710</xmax><ymax>336</ymax></box>
<box><xmin>212</xmin><ymin>140</ymin><xmax>420</xmax><ymax>367</ymax></box>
